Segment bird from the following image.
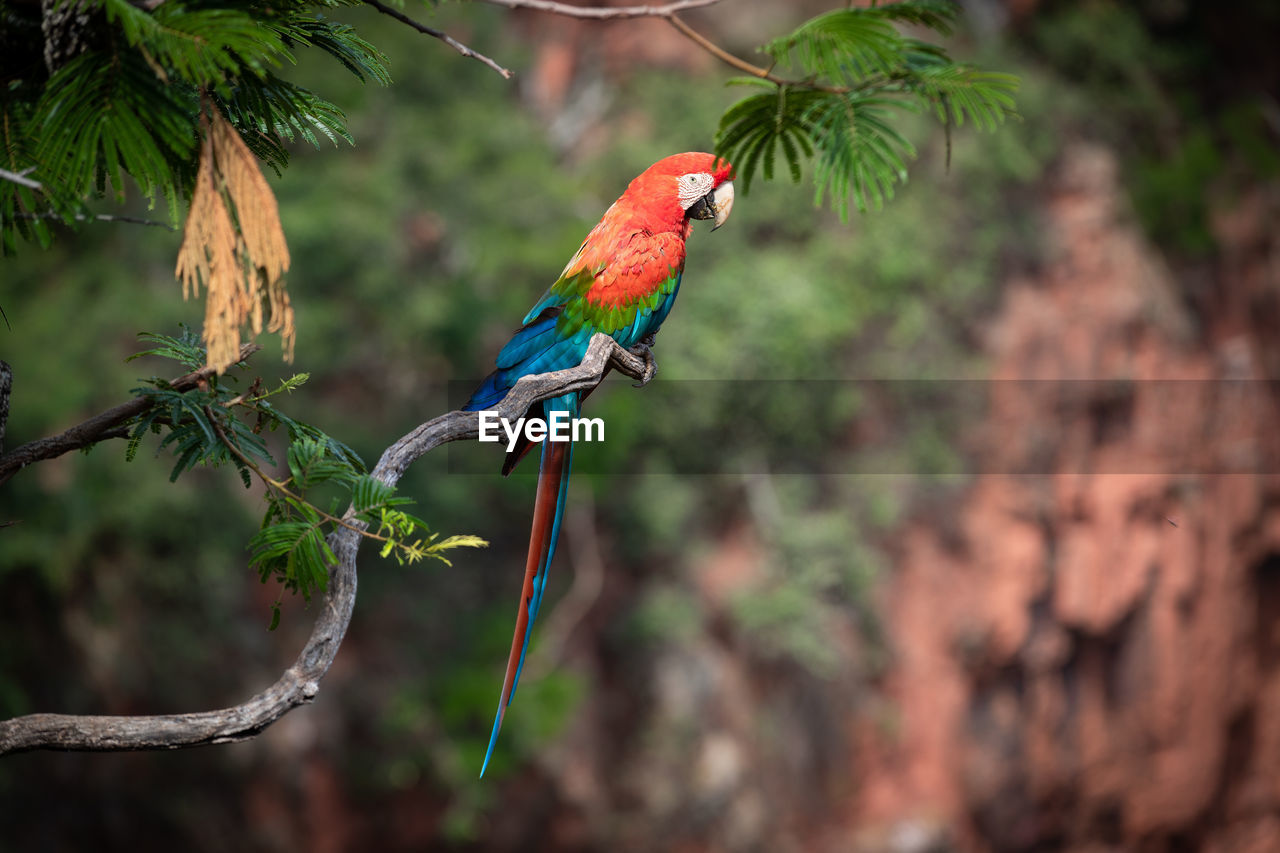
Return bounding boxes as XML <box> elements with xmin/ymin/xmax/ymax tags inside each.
<box><xmin>463</xmin><ymin>152</ymin><xmax>735</xmax><ymax>776</ymax></box>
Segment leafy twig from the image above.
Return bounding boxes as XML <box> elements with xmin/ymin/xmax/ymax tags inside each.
<box><xmin>0</xmin><ymin>332</ymin><xmax>655</xmax><ymax>754</ymax></box>
<box><xmin>203</xmin><ymin>404</ymin><xmax>426</xmax><ymax>559</ymax></box>
<box><xmin>709</xmin><ymin>2</ymin><xmax>1018</xmax><ymax>217</ymax></box>
<box><xmin>0</xmin><ymin>343</ymin><xmax>261</xmax><ymax>486</ymax></box>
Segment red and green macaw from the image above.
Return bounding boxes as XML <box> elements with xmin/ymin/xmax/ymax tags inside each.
<box><xmin>464</xmin><ymin>152</ymin><xmax>735</xmax><ymax>776</ymax></box>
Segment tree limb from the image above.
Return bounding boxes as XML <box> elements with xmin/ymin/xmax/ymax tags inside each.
<box><xmin>664</xmin><ymin>12</ymin><xmax>851</xmax><ymax>92</ymax></box>
<box><xmin>473</xmin><ymin>0</ymin><xmax>837</xmax><ymax>93</ymax></box>
<box><xmin>365</xmin><ymin>0</ymin><xmax>741</xmax><ymax>86</ymax></box>
<box><xmin>476</xmin><ymin>0</ymin><xmax>722</xmax><ymax>20</ymax></box>
<box><xmin>15</xmin><ymin>212</ymin><xmax>176</xmax><ymax>230</ymax></box>
<box><xmin>664</xmin><ymin>12</ymin><xmax>772</xmax><ymax>78</ymax></box>
<box><xmin>0</xmin><ymin>360</ymin><xmax>11</xmax><ymax>455</ymax></box>
<box><xmin>0</xmin><ymin>343</ymin><xmax>261</xmax><ymax>487</ymax></box>
<box><xmin>0</xmin><ymin>167</ymin><xmax>42</xmax><ymax>191</ymax></box>
<box><xmin>0</xmin><ymin>333</ymin><xmax>653</xmax><ymax>754</ymax></box>
<box><xmin>362</xmin><ymin>0</ymin><xmax>513</xmax><ymax>79</ymax></box>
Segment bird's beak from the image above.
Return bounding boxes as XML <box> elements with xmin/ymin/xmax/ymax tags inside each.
<box><xmin>688</xmin><ymin>181</ymin><xmax>736</xmax><ymax>230</ymax></box>
<box><xmin>710</xmin><ymin>180</ymin><xmax>734</xmax><ymax>231</ymax></box>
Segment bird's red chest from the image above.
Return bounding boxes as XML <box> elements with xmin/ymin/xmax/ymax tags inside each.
<box><xmin>581</xmin><ymin>230</ymin><xmax>686</xmax><ymax>310</ymax></box>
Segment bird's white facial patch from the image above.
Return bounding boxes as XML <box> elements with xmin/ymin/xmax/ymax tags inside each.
<box><xmin>677</xmin><ymin>172</ymin><xmax>715</xmax><ymax>210</ymax></box>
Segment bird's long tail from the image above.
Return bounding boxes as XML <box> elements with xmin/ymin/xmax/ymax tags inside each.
<box><xmin>479</xmin><ymin>396</ymin><xmax>575</xmax><ymax>777</ymax></box>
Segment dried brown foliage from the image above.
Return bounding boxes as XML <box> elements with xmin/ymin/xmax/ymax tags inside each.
<box><xmin>176</xmin><ymin>110</ymin><xmax>294</xmax><ymax>372</ymax></box>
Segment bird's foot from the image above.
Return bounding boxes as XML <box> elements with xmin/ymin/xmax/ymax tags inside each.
<box><xmin>628</xmin><ymin>341</ymin><xmax>657</xmax><ymax>388</ymax></box>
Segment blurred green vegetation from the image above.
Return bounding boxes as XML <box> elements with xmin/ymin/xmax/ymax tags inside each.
<box><xmin>1029</xmin><ymin>0</ymin><xmax>1280</xmax><ymax>256</ymax></box>
<box><xmin>0</xmin><ymin>4</ymin><xmax>1044</xmax><ymax>836</ymax></box>
<box><xmin>2</xmin><ymin>0</ymin><xmax>1267</xmax><ymax>847</ymax></box>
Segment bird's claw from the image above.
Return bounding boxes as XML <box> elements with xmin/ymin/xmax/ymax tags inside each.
<box><xmin>630</xmin><ymin>342</ymin><xmax>657</xmax><ymax>388</ymax></box>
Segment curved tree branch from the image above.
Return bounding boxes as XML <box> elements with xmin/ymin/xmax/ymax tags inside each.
<box><xmin>476</xmin><ymin>0</ymin><xmax>722</xmax><ymax>20</ymax></box>
<box><xmin>0</xmin><ymin>343</ymin><xmax>262</xmax><ymax>487</ymax></box>
<box><xmin>474</xmin><ymin>0</ymin><xmax>830</xmax><ymax>93</ymax></box>
<box><xmin>0</xmin><ymin>333</ymin><xmax>654</xmax><ymax>755</ymax></box>
<box><xmin>364</xmin><ymin>0</ymin><xmax>789</xmax><ymax>95</ymax></box>
<box><xmin>664</xmin><ymin>12</ymin><xmax>773</xmax><ymax>79</ymax></box>
<box><xmin>362</xmin><ymin>0</ymin><xmax>513</xmax><ymax>79</ymax></box>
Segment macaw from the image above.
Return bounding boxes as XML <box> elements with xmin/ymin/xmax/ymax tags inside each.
<box><xmin>463</xmin><ymin>152</ymin><xmax>735</xmax><ymax>776</ymax></box>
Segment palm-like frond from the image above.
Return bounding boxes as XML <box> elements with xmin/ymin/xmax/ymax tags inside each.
<box><xmin>124</xmin><ymin>332</ymin><xmax>475</xmax><ymax>609</ymax></box>
<box><xmin>268</xmin><ymin>16</ymin><xmax>391</xmax><ymax>85</ymax></box>
<box><xmin>865</xmin><ymin>0</ymin><xmax>960</xmax><ymax>35</ymax></box>
<box><xmin>103</xmin><ymin>0</ymin><xmax>289</xmax><ymax>89</ymax></box>
<box><xmin>766</xmin><ymin>10</ymin><xmax>903</xmax><ymax>84</ymax></box>
<box><xmin>35</xmin><ymin>51</ymin><xmax>196</xmax><ymax>203</ymax></box>
<box><xmin>904</xmin><ymin>64</ymin><xmax>1020</xmax><ymax>131</ymax></box>
<box><xmin>716</xmin><ymin>0</ymin><xmax>1017</xmax><ymax>217</ymax></box>
<box><xmin>217</xmin><ymin>75</ymin><xmax>352</xmax><ymax>173</ymax></box>
<box><xmin>807</xmin><ymin>93</ymin><xmax>917</xmax><ymax>216</ymax></box>
<box><xmin>3</xmin><ymin>0</ymin><xmax>389</xmax><ymax>250</ymax></box>
<box><xmin>716</xmin><ymin>85</ymin><xmax>822</xmax><ymax>192</ymax></box>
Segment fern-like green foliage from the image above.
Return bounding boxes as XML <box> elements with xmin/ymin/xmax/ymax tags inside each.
<box><xmin>127</xmin><ymin>330</ymin><xmax>486</xmax><ymax>625</ymax></box>
<box><xmin>0</xmin><ymin>0</ymin><xmax>388</xmax><ymax>251</ymax></box>
<box><xmin>715</xmin><ymin>0</ymin><xmax>1018</xmax><ymax>217</ymax></box>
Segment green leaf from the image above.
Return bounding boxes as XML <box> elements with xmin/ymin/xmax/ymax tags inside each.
<box><xmin>35</xmin><ymin>51</ymin><xmax>196</xmax><ymax>205</ymax></box>
<box><xmin>216</xmin><ymin>74</ymin><xmax>352</xmax><ymax>174</ymax></box>
<box><xmin>432</xmin><ymin>534</ymin><xmax>489</xmax><ymax>552</ymax></box>
<box><xmin>765</xmin><ymin>8</ymin><xmax>903</xmax><ymax>83</ymax></box>
<box><xmin>102</xmin><ymin>0</ymin><xmax>290</xmax><ymax>90</ymax></box>
<box><xmin>865</xmin><ymin>0</ymin><xmax>959</xmax><ymax>36</ymax></box>
<box><xmin>904</xmin><ymin>64</ymin><xmax>1020</xmax><ymax>131</ymax></box>
<box><xmin>130</xmin><ymin>328</ymin><xmax>207</xmax><ymax>369</ymax></box>
<box><xmin>805</xmin><ymin>92</ymin><xmax>918</xmax><ymax>218</ymax></box>
<box><xmin>268</xmin><ymin>16</ymin><xmax>391</xmax><ymax>86</ymax></box>
<box><xmin>715</xmin><ymin>87</ymin><xmax>823</xmax><ymax>194</ymax></box>
<box><xmin>249</xmin><ymin>517</ymin><xmax>332</xmax><ymax>600</ymax></box>
<box><xmin>351</xmin><ymin>474</ymin><xmax>395</xmax><ymax>513</ymax></box>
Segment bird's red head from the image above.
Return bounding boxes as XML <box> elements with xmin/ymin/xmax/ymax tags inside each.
<box><xmin>619</xmin><ymin>152</ymin><xmax>736</xmax><ymax>235</ymax></box>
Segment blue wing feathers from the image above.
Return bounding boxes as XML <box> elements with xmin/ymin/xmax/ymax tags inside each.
<box><xmin>465</xmin><ymin>315</ymin><xmax>598</xmax><ymax>413</ymax></box>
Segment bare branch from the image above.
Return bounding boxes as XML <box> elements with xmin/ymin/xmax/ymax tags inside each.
<box><xmin>3</xmin><ymin>168</ymin><xmax>173</xmax><ymax>229</ymax></box>
<box><xmin>665</xmin><ymin>13</ymin><xmax>851</xmax><ymax>92</ymax></box>
<box><xmin>0</xmin><ymin>334</ymin><xmax>654</xmax><ymax>754</ymax></box>
<box><xmin>665</xmin><ymin>12</ymin><xmax>772</xmax><ymax>79</ymax></box>
<box><xmin>15</xmin><ymin>212</ymin><xmax>176</xmax><ymax>230</ymax></box>
<box><xmin>362</xmin><ymin>0</ymin><xmax>513</xmax><ymax>79</ymax></box>
<box><xmin>0</xmin><ymin>361</ymin><xmax>11</xmax><ymax>456</ymax></box>
<box><xmin>0</xmin><ymin>343</ymin><xmax>261</xmax><ymax>487</ymax></box>
<box><xmin>0</xmin><ymin>168</ymin><xmax>42</xmax><ymax>191</ymax></box>
<box><xmin>82</xmin><ymin>213</ymin><xmax>173</xmax><ymax>228</ymax></box>
<box><xmin>474</xmin><ymin>0</ymin><xmax>826</xmax><ymax>92</ymax></box>
<box><xmin>476</xmin><ymin>0</ymin><xmax>722</xmax><ymax>20</ymax></box>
